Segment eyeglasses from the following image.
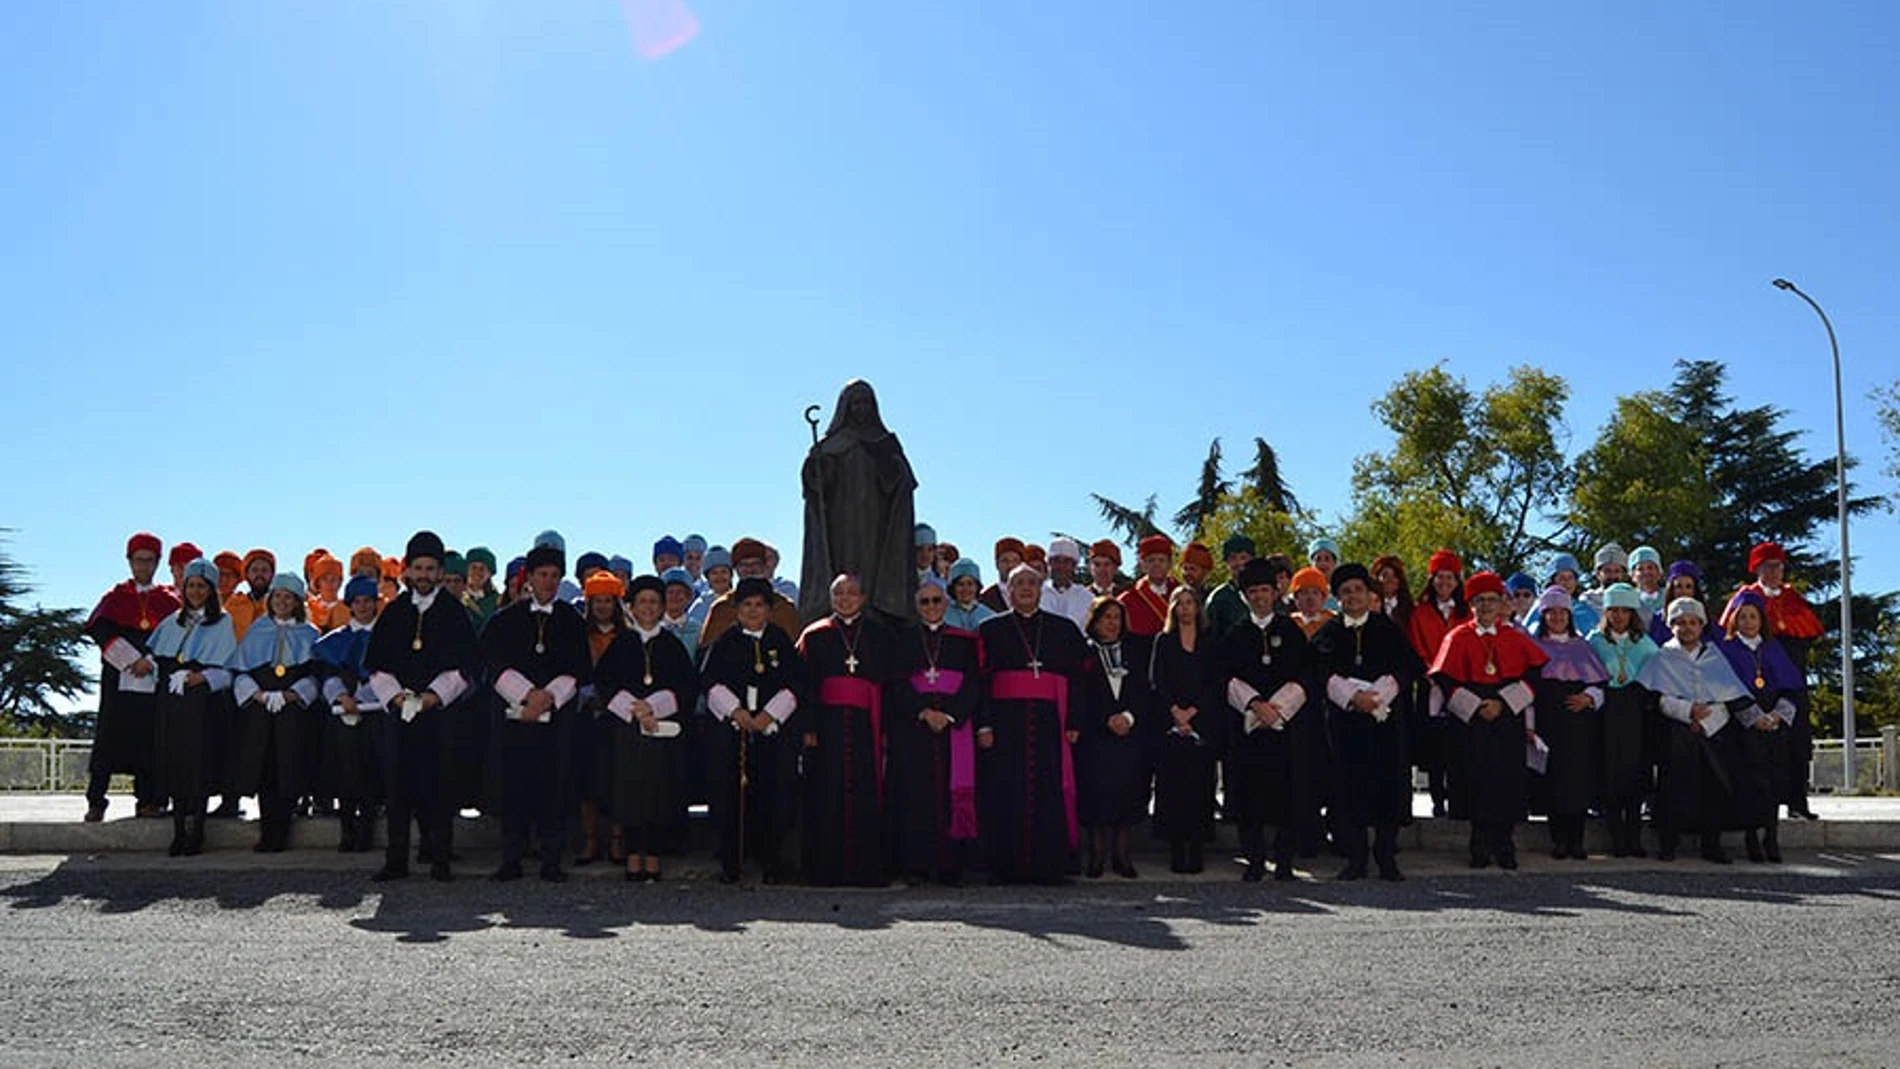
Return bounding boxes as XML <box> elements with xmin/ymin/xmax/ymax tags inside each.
<box><xmin>917</xmin><ymin>595</ymin><xmax>946</xmax><ymax>605</ymax></box>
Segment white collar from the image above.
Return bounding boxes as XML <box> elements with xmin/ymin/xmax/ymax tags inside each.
<box><xmin>270</xmin><ymin>615</ymin><xmax>297</xmax><ymax>626</ymax></box>
<box><xmin>1740</xmin><ymin>633</ymin><xmax>1763</xmax><ymax>650</ymax></box>
<box><xmin>835</xmin><ymin>613</ymin><xmax>860</xmax><ymax>626</ymax></box>
<box><xmin>663</xmin><ymin>613</ymin><xmax>687</xmax><ymax>626</ymax></box>
<box><xmin>136</xmin><ymin>582</ymin><xmax>155</xmax><ymax>593</ymax></box>
<box><xmin>528</xmin><ymin>598</ymin><xmax>556</xmax><ymax>614</ymax></box>
<box><xmin>594</xmin><ymin>621</ymin><xmax>617</xmax><ymax>633</ymax></box>
<box><xmin>741</xmin><ymin>627</ymin><xmax>765</xmax><ymax>639</ymax></box>
<box><xmin>1249</xmin><ymin>611</ymin><xmax>1274</xmax><ymax>628</ymax></box>
<box><xmin>923</xmin><ymin>620</ymin><xmax>943</xmax><ymax>632</ymax></box>
<box><xmin>1547</xmin><ymin>632</ymin><xmax>1572</xmax><ymax>644</ymax></box>
<box><xmin>1342</xmin><ymin>612</ymin><xmax>1369</xmax><ymax>628</ymax></box>
<box><xmin>183</xmin><ymin>607</ymin><xmax>205</xmax><ymax>623</ymax></box>
<box><xmin>411</xmin><ymin>588</ymin><xmax>438</xmax><ymax>612</ymax></box>
<box><xmin>348</xmin><ymin>618</ymin><xmax>373</xmax><ymax>633</ymax></box>
<box><xmin>1437</xmin><ymin>599</ymin><xmax>1456</xmax><ymax>614</ymax></box>
<box><xmin>1475</xmin><ymin>624</ymin><xmax>1498</xmax><ymax>636</ymax></box>
<box><xmin>634</xmin><ymin>622</ymin><xmax>663</xmax><ymax>640</ymax></box>
<box><xmin>1760</xmin><ymin>584</ymin><xmax>1783</xmax><ymax>598</ymax></box>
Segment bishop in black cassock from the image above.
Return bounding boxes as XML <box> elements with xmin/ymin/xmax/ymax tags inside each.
<box><xmin>886</xmin><ymin>580</ymin><xmax>981</xmax><ymax>885</ymax></box>
<box><xmin>976</xmin><ymin>566</ymin><xmax>1088</xmax><ymax>885</ymax></box>
<box><xmin>797</xmin><ymin>574</ymin><xmax>899</xmax><ymax>887</ymax></box>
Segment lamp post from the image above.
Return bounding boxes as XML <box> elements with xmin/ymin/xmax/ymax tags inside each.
<box><xmin>1772</xmin><ymin>277</ymin><xmax>1854</xmax><ymax>792</ymax></box>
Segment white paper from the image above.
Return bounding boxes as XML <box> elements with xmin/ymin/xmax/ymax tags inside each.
<box><xmin>1699</xmin><ymin>705</ymin><xmax>1730</xmax><ymax>737</ymax></box>
<box><xmin>642</xmin><ymin>720</ymin><xmax>683</xmax><ymax>739</ymax></box>
<box><xmin>401</xmin><ymin>694</ymin><xmax>425</xmax><ymax>723</ymax></box>
<box><xmin>119</xmin><ymin>670</ymin><xmax>158</xmax><ymax>694</ymax></box>
<box><xmin>102</xmin><ymin>637</ymin><xmax>143</xmax><ymax>672</ymax></box>
<box><xmin>504</xmin><ymin>702</ymin><xmax>552</xmax><ymax>724</ymax></box>
<box><xmin>1526</xmin><ymin>734</ymin><xmax>1550</xmax><ymax>774</ymax></box>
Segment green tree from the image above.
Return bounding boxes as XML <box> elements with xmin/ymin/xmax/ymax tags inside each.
<box><xmin>0</xmin><ymin>539</ymin><xmax>95</xmax><ymax>737</ymax></box>
<box><xmin>1569</xmin><ymin>359</ymin><xmax>1882</xmax><ymax>597</ymax></box>
<box><xmin>1172</xmin><ymin>438</ymin><xmax>1232</xmax><ymax>534</ymax></box>
<box><xmin>1341</xmin><ymin>363</ymin><xmax>1572</xmax><ymax>576</ymax></box>
<box><xmin>1875</xmin><ymin>379</ymin><xmax>1900</xmax><ymax>491</ymax></box>
<box><xmin>1092</xmin><ymin>436</ymin><xmax>1303</xmax><ymax>553</ymax></box>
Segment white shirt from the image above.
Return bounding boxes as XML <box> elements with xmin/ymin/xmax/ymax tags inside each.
<box><xmin>1040</xmin><ymin>581</ymin><xmax>1094</xmax><ymax>631</ymax></box>
<box><xmin>412</xmin><ymin>588</ymin><xmax>439</xmax><ymax>614</ymax></box>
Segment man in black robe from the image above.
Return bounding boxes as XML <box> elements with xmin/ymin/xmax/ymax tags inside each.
<box><xmin>481</xmin><ymin>542</ymin><xmax>590</xmax><ymax>882</ymax></box>
<box><xmin>701</xmin><ymin>577</ymin><xmax>805</xmax><ymax>883</ymax></box>
<box><xmin>83</xmin><ymin>532</ymin><xmax>180</xmax><ymax>821</ymax></box>
<box><xmin>1216</xmin><ymin>558</ymin><xmax>1315</xmax><ymax>882</ymax></box>
<box><xmin>887</xmin><ymin>579</ymin><xmax>981</xmax><ymax>885</ymax></box>
<box><xmin>1310</xmin><ymin>563</ymin><xmax>1420</xmax><ymax>881</ymax></box>
<box><xmin>796</xmin><ymin>573</ymin><xmax>899</xmax><ymax>886</ymax></box>
<box><xmin>365</xmin><ymin>531</ymin><xmax>480</xmax><ymax>882</ymax></box>
<box><xmin>976</xmin><ymin>564</ymin><xmax>1088</xmax><ymax>885</ymax></box>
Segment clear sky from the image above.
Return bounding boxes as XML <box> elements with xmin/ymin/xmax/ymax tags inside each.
<box><xmin>3</xmin><ymin>0</ymin><xmax>1896</xmax><ymax>620</ymax></box>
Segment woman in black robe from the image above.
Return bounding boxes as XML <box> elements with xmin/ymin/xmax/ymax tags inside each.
<box><xmin>1076</xmin><ymin>597</ymin><xmax>1154</xmax><ymax>878</ymax></box>
<box><xmin>576</xmin><ymin>572</ymin><xmax>634</xmax><ymax>867</ymax></box>
<box><xmin>147</xmin><ymin>559</ymin><xmax>240</xmax><ymax>856</ymax></box>
<box><xmin>601</xmin><ymin>576</ymin><xmax>699</xmax><ymax>881</ymax></box>
<box><xmin>1149</xmin><ymin>585</ymin><xmax>1221</xmax><ymax>873</ymax></box>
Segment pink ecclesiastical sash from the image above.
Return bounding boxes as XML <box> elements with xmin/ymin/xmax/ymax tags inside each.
<box><xmin>911</xmin><ymin>667</ymin><xmax>977</xmax><ymax>840</ymax></box>
<box><xmin>990</xmin><ymin>669</ymin><xmax>1077</xmax><ymax>849</ymax></box>
<box><xmin>819</xmin><ymin>674</ymin><xmax>885</xmax><ymax>794</ymax></box>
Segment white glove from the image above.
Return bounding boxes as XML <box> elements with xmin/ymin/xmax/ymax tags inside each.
<box><xmin>168</xmin><ymin>672</ymin><xmax>189</xmax><ymax>695</ymax></box>
<box><xmin>264</xmin><ymin>691</ymin><xmax>287</xmax><ymax>714</ymax></box>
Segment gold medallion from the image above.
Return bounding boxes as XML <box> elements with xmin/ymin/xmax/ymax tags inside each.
<box><xmin>412</xmin><ymin>638</ymin><xmax>424</xmax><ymax>652</ymax></box>
<box><xmin>1484</xmin><ymin>660</ymin><xmax>1497</xmax><ymax>676</ymax></box>
<box><xmin>139</xmin><ymin>616</ymin><xmax>151</xmax><ymax>630</ymax></box>
<box><xmin>274</xmin><ymin>665</ymin><xmax>286</xmax><ymax>678</ymax></box>
<box><xmin>754</xmin><ymin>662</ymin><xmax>766</xmax><ymax>675</ymax></box>
<box><xmin>1755</xmin><ymin>673</ymin><xmax>1766</xmax><ymax>690</ymax></box>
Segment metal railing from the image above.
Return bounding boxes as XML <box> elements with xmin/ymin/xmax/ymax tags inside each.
<box><xmin>0</xmin><ymin>739</ymin><xmax>95</xmax><ymax>791</ymax></box>
<box><xmin>1809</xmin><ymin>738</ymin><xmax>1889</xmax><ymax>794</ymax></box>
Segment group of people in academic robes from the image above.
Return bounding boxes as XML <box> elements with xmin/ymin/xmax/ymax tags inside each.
<box><xmin>82</xmin><ymin>522</ymin><xmax>1831</xmax><ymax>884</ymax></box>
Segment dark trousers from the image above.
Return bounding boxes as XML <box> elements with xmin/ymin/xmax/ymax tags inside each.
<box><xmin>1239</xmin><ymin>823</ymin><xmax>1295</xmax><ymax>867</ymax></box>
<box><xmin>498</xmin><ymin>718</ymin><xmax>571</xmax><ymax>869</ymax></box>
<box><xmin>383</xmin><ymin>711</ymin><xmax>455</xmax><ymax>872</ymax></box>
<box><xmin>1341</xmin><ymin>822</ymin><xmax>1399</xmax><ymax>867</ymax></box>
<box><xmin>86</xmin><ymin>767</ymin><xmax>161</xmax><ymax>810</ymax></box>
<box><xmin>1469</xmin><ymin>820</ymin><xmax>1517</xmax><ymax>861</ymax></box>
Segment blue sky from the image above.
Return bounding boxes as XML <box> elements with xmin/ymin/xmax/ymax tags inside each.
<box><xmin>3</xmin><ymin>0</ymin><xmax>1896</xmax><ymax>619</ymax></box>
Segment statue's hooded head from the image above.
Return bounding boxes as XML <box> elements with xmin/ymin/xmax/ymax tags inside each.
<box><xmin>823</xmin><ymin>379</ymin><xmax>891</xmax><ymax>444</ymax></box>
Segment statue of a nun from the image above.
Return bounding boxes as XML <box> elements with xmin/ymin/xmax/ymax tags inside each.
<box><xmin>798</xmin><ymin>380</ymin><xmax>919</xmax><ymax>624</ymax></box>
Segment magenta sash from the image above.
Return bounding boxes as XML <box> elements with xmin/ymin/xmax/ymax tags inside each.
<box><xmin>819</xmin><ymin>675</ymin><xmax>884</xmax><ymax>794</ymax></box>
<box><xmin>912</xmin><ymin>668</ymin><xmax>977</xmax><ymax>840</ymax></box>
<box><xmin>990</xmin><ymin>669</ymin><xmax>1077</xmax><ymax>848</ymax></box>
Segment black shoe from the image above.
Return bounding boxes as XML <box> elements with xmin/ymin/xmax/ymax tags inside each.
<box><xmin>1700</xmin><ymin>839</ymin><xmax>1731</xmax><ymax>865</ymax></box>
<box><xmin>372</xmin><ymin>865</ymin><xmax>410</xmax><ymax>882</ymax></box>
<box><xmin>1744</xmin><ymin>831</ymin><xmax>1765</xmax><ymax>863</ymax></box>
<box><xmin>1656</xmin><ymin>845</ymin><xmax>1676</xmax><ymax>862</ymax></box>
<box><xmin>540</xmin><ymin>865</ymin><xmax>568</xmax><ymax>883</ymax></box>
<box><xmin>1242</xmin><ymin>861</ymin><xmax>1265</xmax><ymax>883</ymax></box>
<box><xmin>761</xmin><ymin>868</ymin><xmax>783</xmax><ymax>885</ymax></box>
<box><xmin>1273</xmin><ymin>862</ymin><xmax>1295</xmax><ymax>882</ymax></box>
<box><xmin>718</xmin><ymin>870</ymin><xmax>740</xmax><ymax>885</ymax></box>
<box><xmin>1185</xmin><ymin>841</ymin><xmax>1204</xmax><ymax>874</ymax></box>
<box><xmin>1571</xmin><ymin>839</ymin><xmax>1589</xmax><ymax>861</ymax></box>
<box><xmin>491</xmin><ymin>861</ymin><xmax>524</xmax><ymax>882</ymax></box>
<box><xmin>1112</xmin><ymin>858</ymin><xmax>1138</xmax><ymax>880</ymax></box>
<box><xmin>626</xmin><ymin>869</ymin><xmax>649</xmax><ymax>883</ymax></box>
<box><xmin>1764</xmin><ymin>835</ymin><xmax>1782</xmax><ymax>863</ymax></box>
<box><xmin>1377</xmin><ymin>861</ymin><xmax>1405</xmax><ymax>882</ymax></box>
<box><xmin>1496</xmin><ymin>852</ymin><xmax>1519</xmax><ymax>871</ymax></box>
<box><xmin>1336</xmin><ymin>862</ymin><xmax>1367</xmax><ymax>881</ymax></box>
<box><xmin>1085</xmin><ymin>858</ymin><xmax>1105</xmax><ymax>879</ymax></box>
<box><xmin>1551</xmin><ymin>843</ymin><xmax>1569</xmax><ymax>860</ymax></box>
<box><xmin>1169</xmin><ymin>842</ymin><xmax>1189</xmax><ymax>874</ymax></box>
<box><xmin>430</xmin><ymin>862</ymin><xmax>454</xmax><ymax>883</ymax></box>
<box><xmin>646</xmin><ymin>869</ymin><xmax>662</xmax><ymax>883</ymax></box>
<box><xmin>168</xmin><ymin>816</ymin><xmax>187</xmax><ymax>857</ymax></box>
<box><xmin>1628</xmin><ymin>842</ymin><xmax>1648</xmax><ymax>858</ymax></box>
<box><xmin>1468</xmin><ymin>853</ymin><xmax>1490</xmax><ymax>869</ymax></box>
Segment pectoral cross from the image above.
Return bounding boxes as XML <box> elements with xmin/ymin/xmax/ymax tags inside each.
<box><xmin>1028</xmin><ymin>658</ymin><xmax>1043</xmax><ymax>678</ymax></box>
<box><xmin>845</xmin><ymin>653</ymin><xmax>860</xmax><ymax>675</ymax></box>
<box><xmin>925</xmin><ymin>667</ymin><xmax>940</xmax><ymax>684</ymax></box>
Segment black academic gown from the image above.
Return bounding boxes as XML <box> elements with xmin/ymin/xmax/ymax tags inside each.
<box><xmin>233</xmin><ymin>640</ymin><xmax>320</xmax><ymax>802</ymax></box>
<box><xmin>699</xmin><ymin>623</ymin><xmax>805</xmax><ymax>879</ymax></box>
<box><xmin>315</xmin><ymin>633</ymin><xmax>384</xmax><ymax>803</ymax></box>
<box><xmin>364</xmin><ymin>587</ymin><xmax>481</xmax><ymax>871</ymax></box>
<box><xmin>886</xmin><ymin>622</ymin><xmax>981</xmax><ymax>880</ymax></box>
<box><xmin>1216</xmin><ymin>613</ymin><xmax>1317</xmax><ymax>834</ymax></box>
<box><xmin>597</xmin><ymin>626</ymin><xmax>699</xmax><ymax>844</ymax></box>
<box><xmin>1532</xmin><ymin>665</ymin><xmax>1602</xmax><ymax>822</ymax></box>
<box><xmin>1311</xmin><ymin>614</ymin><xmax>1419</xmax><ymax>832</ymax></box>
<box><xmin>797</xmin><ymin>614</ymin><xmax>899</xmax><ymax>886</ymax></box>
<box><xmin>155</xmin><ymin>651</ymin><xmax>234</xmax><ymax>803</ymax></box>
<box><xmin>976</xmin><ymin>609</ymin><xmax>1088</xmax><ymax>884</ymax></box>
<box><xmin>1149</xmin><ymin>631</ymin><xmax>1222</xmax><ymax>844</ymax></box>
<box><xmin>479</xmin><ymin>599</ymin><xmax>590</xmax><ymax>868</ymax></box>
<box><xmin>1076</xmin><ymin>637</ymin><xmax>1155</xmax><ymax>827</ymax></box>
<box><xmin>84</xmin><ymin>598</ymin><xmax>165</xmax><ymax>799</ymax></box>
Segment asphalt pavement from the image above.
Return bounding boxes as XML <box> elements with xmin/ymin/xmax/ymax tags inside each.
<box><xmin>3</xmin><ymin>851</ymin><xmax>1897</xmax><ymax>1067</ymax></box>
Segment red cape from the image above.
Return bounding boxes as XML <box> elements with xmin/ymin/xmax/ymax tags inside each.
<box><xmin>1429</xmin><ymin>619</ymin><xmax>1548</xmax><ymax>684</ymax></box>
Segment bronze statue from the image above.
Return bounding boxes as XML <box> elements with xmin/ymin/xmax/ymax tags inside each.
<box><xmin>799</xmin><ymin>380</ymin><xmax>919</xmax><ymax>624</ymax></box>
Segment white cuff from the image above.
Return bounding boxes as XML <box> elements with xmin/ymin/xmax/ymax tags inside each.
<box><xmin>607</xmin><ymin>690</ymin><xmax>636</xmax><ymax>723</ymax></box>
<box><xmin>290</xmin><ymin>678</ymin><xmax>319</xmax><ymax>705</ymax></box>
<box><xmin>369</xmin><ymin>672</ymin><xmax>404</xmax><ymax>708</ymax></box>
<box><xmin>1500</xmin><ymin>680</ymin><xmax>1534</xmax><ymax>715</ymax></box>
<box><xmin>763</xmin><ymin>689</ymin><xmax>797</xmax><ymax>723</ymax></box>
<box><xmin>202</xmin><ymin>667</ymin><xmax>232</xmax><ymax>693</ymax></box>
<box><xmin>427</xmin><ymin>670</ymin><xmax>467</xmax><ymax>707</ymax></box>
<box><xmin>546</xmin><ymin>675</ymin><xmax>578</xmax><ymax>709</ymax></box>
<box><xmin>321</xmin><ymin>677</ymin><xmax>347</xmax><ymax>703</ymax></box>
<box><xmin>1658</xmin><ymin>694</ymin><xmax>1694</xmax><ymax>725</ymax></box>
<box><xmin>1373</xmin><ymin>676</ymin><xmax>1401</xmax><ymax>708</ymax></box>
<box><xmin>1582</xmin><ymin>686</ymin><xmax>1604</xmax><ymax>710</ymax></box>
<box><xmin>494</xmin><ymin>669</ymin><xmax>532</xmax><ymax>706</ymax></box>
<box><xmin>233</xmin><ymin>675</ymin><xmax>260</xmax><ymax>707</ymax></box>
<box><xmin>1772</xmin><ymin>697</ymin><xmax>1797</xmax><ymax>725</ymax></box>
<box><xmin>1447</xmin><ymin>687</ymin><xmax>1480</xmax><ymax>723</ymax></box>
<box><xmin>1268</xmin><ymin>682</ymin><xmax>1305</xmax><ymax>721</ymax></box>
<box><xmin>103</xmin><ymin>637</ymin><xmax>142</xmax><ymax>671</ymax></box>
<box><xmin>1226</xmin><ymin>678</ymin><xmax>1261</xmax><ymax>716</ymax></box>
<box><xmin>1325</xmin><ymin>675</ymin><xmax>1365</xmax><ymax>710</ymax></box>
<box><xmin>708</xmin><ymin>684</ymin><xmax>739</xmax><ymax>721</ymax></box>
<box><xmin>646</xmin><ymin>689</ymin><xmax>679</xmax><ymax>720</ymax></box>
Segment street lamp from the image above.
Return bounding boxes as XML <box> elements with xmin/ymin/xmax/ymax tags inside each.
<box><xmin>1772</xmin><ymin>277</ymin><xmax>1855</xmax><ymax>792</ymax></box>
